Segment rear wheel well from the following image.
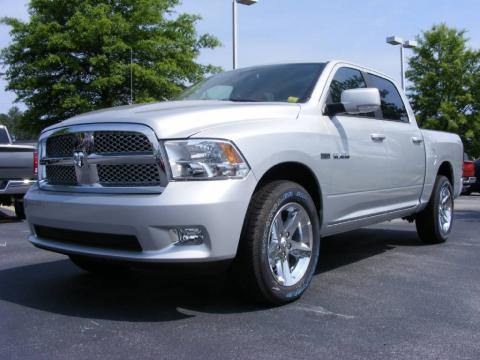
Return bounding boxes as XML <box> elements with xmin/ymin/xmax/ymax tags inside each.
<box><xmin>254</xmin><ymin>162</ymin><xmax>322</xmax><ymax>215</ymax></box>
<box><xmin>438</xmin><ymin>161</ymin><xmax>454</xmax><ymax>190</ymax></box>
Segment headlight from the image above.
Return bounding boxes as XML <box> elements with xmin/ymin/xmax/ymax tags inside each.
<box><xmin>164</xmin><ymin>139</ymin><xmax>250</xmax><ymax>180</ymax></box>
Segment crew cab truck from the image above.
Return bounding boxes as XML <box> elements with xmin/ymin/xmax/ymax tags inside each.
<box><xmin>0</xmin><ymin>125</ymin><xmax>36</xmax><ymax>219</ymax></box>
<box><xmin>25</xmin><ymin>61</ymin><xmax>463</xmax><ymax>305</ymax></box>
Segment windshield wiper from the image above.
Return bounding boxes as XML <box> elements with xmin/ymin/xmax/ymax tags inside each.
<box><xmin>228</xmin><ymin>98</ymin><xmax>262</xmax><ymax>102</ymax></box>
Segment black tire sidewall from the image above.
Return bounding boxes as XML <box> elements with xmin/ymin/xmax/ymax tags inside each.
<box><xmin>14</xmin><ymin>199</ymin><xmax>26</xmax><ymax>220</ymax></box>
<box><xmin>254</xmin><ymin>183</ymin><xmax>320</xmax><ymax>304</ymax></box>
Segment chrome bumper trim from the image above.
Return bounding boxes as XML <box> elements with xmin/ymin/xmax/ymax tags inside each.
<box><xmin>0</xmin><ymin>179</ymin><xmax>36</xmax><ymax>195</ymax></box>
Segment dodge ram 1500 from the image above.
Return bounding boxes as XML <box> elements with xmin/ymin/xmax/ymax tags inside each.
<box><xmin>25</xmin><ymin>61</ymin><xmax>463</xmax><ymax>305</ymax></box>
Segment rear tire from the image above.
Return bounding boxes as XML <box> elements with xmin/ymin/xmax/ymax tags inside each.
<box><xmin>69</xmin><ymin>255</ymin><xmax>129</xmax><ymax>276</ymax></box>
<box><xmin>416</xmin><ymin>175</ymin><xmax>454</xmax><ymax>244</ymax></box>
<box><xmin>14</xmin><ymin>198</ymin><xmax>26</xmax><ymax>220</ymax></box>
<box><xmin>233</xmin><ymin>180</ymin><xmax>320</xmax><ymax>306</ymax></box>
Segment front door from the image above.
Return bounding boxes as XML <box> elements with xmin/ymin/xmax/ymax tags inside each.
<box><xmin>321</xmin><ymin>67</ymin><xmax>391</xmax><ymax>228</ymax></box>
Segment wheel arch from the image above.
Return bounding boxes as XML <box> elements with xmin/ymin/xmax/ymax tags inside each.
<box><xmin>254</xmin><ymin>161</ymin><xmax>323</xmax><ymax>220</ymax></box>
<box><xmin>437</xmin><ymin>161</ymin><xmax>454</xmax><ymax>191</ymax></box>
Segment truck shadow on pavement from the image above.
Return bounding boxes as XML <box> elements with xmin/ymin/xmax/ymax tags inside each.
<box><xmin>0</xmin><ymin>227</ymin><xmax>426</xmax><ymax>321</ymax></box>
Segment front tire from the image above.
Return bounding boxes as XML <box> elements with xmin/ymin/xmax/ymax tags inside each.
<box><xmin>234</xmin><ymin>181</ymin><xmax>320</xmax><ymax>305</ymax></box>
<box><xmin>416</xmin><ymin>175</ymin><xmax>454</xmax><ymax>244</ymax></box>
<box><xmin>14</xmin><ymin>198</ymin><xmax>26</xmax><ymax>220</ymax></box>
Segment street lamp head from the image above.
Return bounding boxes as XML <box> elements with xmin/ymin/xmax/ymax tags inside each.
<box><xmin>403</xmin><ymin>40</ymin><xmax>418</xmax><ymax>49</ymax></box>
<box><xmin>237</xmin><ymin>0</ymin><xmax>257</xmax><ymax>5</ymax></box>
<box><xmin>386</xmin><ymin>36</ymin><xmax>404</xmax><ymax>46</ymax></box>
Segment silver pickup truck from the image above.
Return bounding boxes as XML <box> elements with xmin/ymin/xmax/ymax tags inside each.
<box><xmin>25</xmin><ymin>61</ymin><xmax>463</xmax><ymax>305</ymax></box>
<box><xmin>0</xmin><ymin>125</ymin><xmax>36</xmax><ymax>219</ymax></box>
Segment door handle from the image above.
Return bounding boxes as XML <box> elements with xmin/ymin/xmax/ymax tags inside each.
<box><xmin>411</xmin><ymin>136</ymin><xmax>424</xmax><ymax>144</ymax></box>
<box><xmin>370</xmin><ymin>133</ymin><xmax>386</xmax><ymax>142</ymax></box>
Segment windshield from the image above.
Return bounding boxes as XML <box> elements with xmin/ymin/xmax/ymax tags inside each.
<box><xmin>177</xmin><ymin>63</ymin><xmax>325</xmax><ymax>103</ymax></box>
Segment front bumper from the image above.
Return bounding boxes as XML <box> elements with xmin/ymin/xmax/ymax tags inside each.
<box><xmin>0</xmin><ymin>179</ymin><xmax>36</xmax><ymax>195</ymax></box>
<box><xmin>463</xmin><ymin>176</ymin><xmax>477</xmax><ymax>186</ymax></box>
<box><xmin>25</xmin><ymin>173</ymin><xmax>257</xmax><ymax>262</ymax></box>
<box><xmin>462</xmin><ymin>176</ymin><xmax>477</xmax><ymax>193</ymax></box>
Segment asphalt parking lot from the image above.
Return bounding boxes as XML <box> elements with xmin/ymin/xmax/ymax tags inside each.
<box><xmin>0</xmin><ymin>196</ymin><xmax>479</xmax><ymax>360</ymax></box>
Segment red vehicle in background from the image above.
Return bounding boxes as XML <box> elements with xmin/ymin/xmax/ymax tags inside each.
<box><xmin>462</xmin><ymin>153</ymin><xmax>477</xmax><ymax>195</ymax></box>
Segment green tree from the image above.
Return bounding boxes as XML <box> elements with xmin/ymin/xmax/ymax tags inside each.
<box><xmin>0</xmin><ymin>0</ymin><xmax>221</xmax><ymax>134</ymax></box>
<box><xmin>0</xmin><ymin>106</ymin><xmax>34</xmax><ymax>140</ymax></box>
<box><xmin>406</xmin><ymin>24</ymin><xmax>480</xmax><ymax>157</ymax></box>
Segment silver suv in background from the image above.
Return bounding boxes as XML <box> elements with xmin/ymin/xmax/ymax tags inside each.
<box><xmin>25</xmin><ymin>61</ymin><xmax>463</xmax><ymax>305</ymax></box>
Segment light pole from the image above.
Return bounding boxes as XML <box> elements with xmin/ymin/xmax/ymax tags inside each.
<box><xmin>130</xmin><ymin>47</ymin><xmax>133</xmax><ymax>105</ymax></box>
<box><xmin>386</xmin><ymin>36</ymin><xmax>417</xmax><ymax>90</ymax></box>
<box><xmin>232</xmin><ymin>0</ymin><xmax>257</xmax><ymax>69</ymax></box>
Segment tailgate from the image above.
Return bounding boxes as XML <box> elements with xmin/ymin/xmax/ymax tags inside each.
<box><xmin>0</xmin><ymin>146</ymin><xmax>35</xmax><ymax>180</ymax></box>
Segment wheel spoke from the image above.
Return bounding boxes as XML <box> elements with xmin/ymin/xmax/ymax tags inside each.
<box><xmin>273</xmin><ymin>217</ymin><xmax>284</xmax><ymax>238</ymax></box>
<box><xmin>275</xmin><ymin>259</ymin><xmax>285</xmax><ymax>283</ymax></box>
<box><xmin>283</xmin><ymin>209</ymin><xmax>299</xmax><ymax>235</ymax></box>
<box><xmin>289</xmin><ymin>240</ymin><xmax>312</xmax><ymax>259</ymax></box>
<box><xmin>442</xmin><ymin>193</ymin><xmax>450</xmax><ymax>205</ymax></box>
<box><xmin>281</xmin><ymin>257</ymin><xmax>293</xmax><ymax>285</ymax></box>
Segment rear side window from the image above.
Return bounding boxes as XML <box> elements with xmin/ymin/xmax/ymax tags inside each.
<box><xmin>366</xmin><ymin>73</ymin><xmax>409</xmax><ymax>122</ymax></box>
<box><xmin>328</xmin><ymin>67</ymin><xmax>367</xmax><ymax>103</ymax></box>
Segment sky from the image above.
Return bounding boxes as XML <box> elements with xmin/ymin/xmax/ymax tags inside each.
<box><xmin>1</xmin><ymin>0</ymin><xmax>480</xmax><ymax>114</ymax></box>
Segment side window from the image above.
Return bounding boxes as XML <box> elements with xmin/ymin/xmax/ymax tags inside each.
<box><xmin>0</xmin><ymin>128</ymin><xmax>10</xmax><ymax>144</ymax></box>
<box><xmin>327</xmin><ymin>67</ymin><xmax>367</xmax><ymax>104</ymax></box>
<box><xmin>366</xmin><ymin>73</ymin><xmax>409</xmax><ymax>122</ymax></box>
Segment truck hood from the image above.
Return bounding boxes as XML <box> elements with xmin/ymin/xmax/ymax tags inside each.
<box><xmin>43</xmin><ymin>100</ymin><xmax>301</xmax><ymax>138</ymax></box>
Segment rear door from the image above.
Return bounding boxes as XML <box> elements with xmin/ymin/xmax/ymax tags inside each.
<box><xmin>322</xmin><ymin>67</ymin><xmax>390</xmax><ymax>227</ymax></box>
<box><xmin>365</xmin><ymin>73</ymin><xmax>425</xmax><ymax>209</ymax></box>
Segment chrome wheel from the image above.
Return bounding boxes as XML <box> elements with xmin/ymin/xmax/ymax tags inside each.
<box><xmin>438</xmin><ymin>183</ymin><xmax>453</xmax><ymax>234</ymax></box>
<box><xmin>267</xmin><ymin>202</ymin><xmax>313</xmax><ymax>287</ymax></box>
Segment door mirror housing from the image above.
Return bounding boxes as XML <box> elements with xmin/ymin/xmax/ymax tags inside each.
<box><xmin>325</xmin><ymin>88</ymin><xmax>381</xmax><ymax>116</ymax></box>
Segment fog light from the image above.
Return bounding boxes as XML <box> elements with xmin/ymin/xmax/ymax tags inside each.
<box><xmin>170</xmin><ymin>227</ymin><xmax>205</xmax><ymax>246</ymax></box>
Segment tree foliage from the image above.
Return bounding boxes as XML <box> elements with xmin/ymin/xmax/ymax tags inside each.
<box><xmin>0</xmin><ymin>106</ymin><xmax>35</xmax><ymax>140</ymax></box>
<box><xmin>0</xmin><ymin>0</ymin><xmax>221</xmax><ymax>134</ymax></box>
<box><xmin>406</xmin><ymin>24</ymin><xmax>480</xmax><ymax>157</ymax></box>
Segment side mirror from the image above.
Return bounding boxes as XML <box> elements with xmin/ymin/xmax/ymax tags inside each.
<box><xmin>325</xmin><ymin>88</ymin><xmax>381</xmax><ymax>116</ymax></box>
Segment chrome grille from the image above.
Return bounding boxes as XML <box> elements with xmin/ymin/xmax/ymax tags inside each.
<box><xmin>46</xmin><ymin>134</ymin><xmax>76</xmax><ymax>158</ymax></box>
<box><xmin>94</xmin><ymin>132</ymin><xmax>152</xmax><ymax>154</ymax></box>
<box><xmin>98</xmin><ymin>164</ymin><xmax>161</xmax><ymax>186</ymax></box>
<box><xmin>45</xmin><ymin>131</ymin><xmax>153</xmax><ymax>157</ymax></box>
<box><xmin>39</xmin><ymin>124</ymin><xmax>167</xmax><ymax>193</ymax></box>
<box><xmin>46</xmin><ymin>165</ymin><xmax>77</xmax><ymax>185</ymax></box>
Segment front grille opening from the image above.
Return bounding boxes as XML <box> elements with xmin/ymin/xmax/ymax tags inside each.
<box><xmin>46</xmin><ymin>134</ymin><xmax>76</xmax><ymax>158</ymax></box>
<box><xmin>94</xmin><ymin>132</ymin><xmax>152</xmax><ymax>154</ymax></box>
<box><xmin>45</xmin><ymin>131</ymin><xmax>153</xmax><ymax>158</ymax></box>
<box><xmin>34</xmin><ymin>225</ymin><xmax>142</xmax><ymax>252</ymax></box>
<box><xmin>46</xmin><ymin>165</ymin><xmax>78</xmax><ymax>185</ymax></box>
<box><xmin>97</xmin><ymin>164</ymin><xmax>161</xmax><ymax>186</ymax></box>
